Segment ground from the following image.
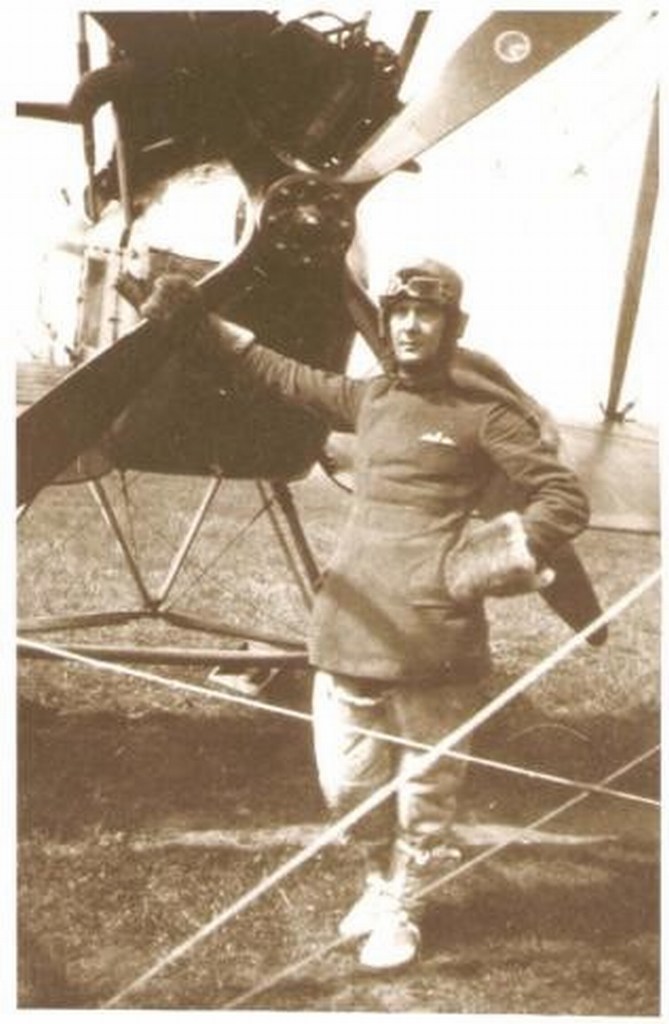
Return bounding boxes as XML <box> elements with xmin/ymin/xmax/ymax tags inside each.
<box><xmin>15</xmin><ymin>472</ymin><xmax>661</xmax><ymax>1012</ymax></box>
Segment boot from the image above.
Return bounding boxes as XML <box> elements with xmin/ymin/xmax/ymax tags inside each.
<box><xmin>358</xmin><ymin>837</ymin><xmax>462</xmax><ymax>970</ymax></box>
<box><xmin>338</xmin><ymin>841</ymin><xmax>393</xmax><ymax>939</ymax></box>
<box><xmin>338</xmin><ymin>871</ymin><xmax>393</xmax><ymax>939</ymax></box>
<box><xmin>358</xmin><ymin>900</ymin><xmax>421</xmax><ymax>970</ymax></box>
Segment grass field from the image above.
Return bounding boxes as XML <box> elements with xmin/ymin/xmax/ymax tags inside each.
<box><xmin>16</xmin><ymin>470</ymin><xmax>661</xmax><ymax>1012</ymax></box>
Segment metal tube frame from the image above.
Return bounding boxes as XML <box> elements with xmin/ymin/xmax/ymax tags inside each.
<box><xmin>18</xmin><ymin>474</ymin><xmax>320</xmax><ymax>666</ymax></box>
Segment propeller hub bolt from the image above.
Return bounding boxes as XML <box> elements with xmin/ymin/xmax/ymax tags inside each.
<box><xmin>260</xmin><ymin>172</ymin><xmax>356</xmax><ymax>267</ymax></box>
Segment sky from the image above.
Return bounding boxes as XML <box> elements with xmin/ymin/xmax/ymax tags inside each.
<box><xmin>4</xmin><ymin>2</ymin><xmax>663</xmax><ymax>425</ymax></box>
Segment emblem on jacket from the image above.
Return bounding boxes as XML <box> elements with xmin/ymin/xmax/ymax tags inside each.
<box><xmin>419</xmin><ymin>430</ymin><xmax>458</xmax><ymax>447</ymax></box>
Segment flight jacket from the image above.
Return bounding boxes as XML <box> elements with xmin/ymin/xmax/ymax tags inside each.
<box><xmin>223</xmin><ymin>340</ymin><xmax>590</xmax><ymax>684</ymax></box>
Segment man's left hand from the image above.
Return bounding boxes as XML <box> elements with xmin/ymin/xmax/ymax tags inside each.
<box><xmin>443</xmin><ymin>512</ymin><xmax>555</xmax><ymax>602</ymax></box>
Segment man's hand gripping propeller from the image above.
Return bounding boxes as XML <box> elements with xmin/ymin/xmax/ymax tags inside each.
<box><xmin>119</xmin><ymin>271</ymin><xmax>255</xmax><ymax>355</ymax></box>
<box><xmin>135</xmin><ymin>274</ymin><xmax>555</xmax><ymax>606</ymax></box>
<box><xmin>138</xmin><ymin>272</ymin><xmax>208</xmax><ymax>329</ymax></box>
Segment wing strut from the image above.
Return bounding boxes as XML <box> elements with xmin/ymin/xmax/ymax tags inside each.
<box><xmin>396</xmin><ymin>11</ymin><xmax>431</xmax><ymax>81</ymax></box>
<box><xmin>603</xmin><ymin>90</ymin><xmax>659</xmax><ymax>421</ymax></box>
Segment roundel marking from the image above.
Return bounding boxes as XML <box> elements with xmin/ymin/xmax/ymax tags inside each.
<box><xmin>494</xmin><ymin>29</ymin><xmax>533</xmax><ymax>64</ymax></box>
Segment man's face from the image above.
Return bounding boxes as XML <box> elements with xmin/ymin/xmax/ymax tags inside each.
<box><xmin>387</xmin><ymin>299</ymin><xmax>452</xmax><ymax>368</ymax></box>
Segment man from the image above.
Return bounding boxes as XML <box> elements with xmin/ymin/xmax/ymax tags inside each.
<box><xmin>139</xmin><ymin>259</ymin><xmax>590</xmax><ymax>970</ymax></box>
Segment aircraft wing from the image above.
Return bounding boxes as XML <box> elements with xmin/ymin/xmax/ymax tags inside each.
<box><xmin>559</xmin><ymin>421</ymin><xmax>659</xmax><ymax>535</ymax></box>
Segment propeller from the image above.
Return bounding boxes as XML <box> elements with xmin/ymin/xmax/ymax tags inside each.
<box><xmin>17</xmin><ymin>10</ymin><xmax>615</xmax><ymax>507</ymax></box>
<box><xmin>340</xmin><ymin>11</ymin><xmax>613</xmax><ymax>185</ymax></box>
<box><xmin>16</xmin><ymin>240</ymin><xmax>261</xmax><ymax>507</ymax></box>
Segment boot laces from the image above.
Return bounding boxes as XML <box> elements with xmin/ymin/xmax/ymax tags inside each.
<box><xmin>392</xmin><ymin>838</ymin><xmax>463</xmax><ymax>909</ymax></box>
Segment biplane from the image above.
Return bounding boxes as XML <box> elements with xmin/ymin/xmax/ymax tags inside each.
<box><xmin>12</xmin><ymin>7</ymin><xmax>662</xmax><ymax>1012</ymax></box>
<box><xmin>15</xmin><ymin>7</ymin><xmax>660</xmax><ymax>679</ymax></box>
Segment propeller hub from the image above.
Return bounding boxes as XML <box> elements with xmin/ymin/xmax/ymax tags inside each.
<box><xmin>259</xmin><ymin>173</ymin><xmax>356</xmax><ymax>267</ymax></box>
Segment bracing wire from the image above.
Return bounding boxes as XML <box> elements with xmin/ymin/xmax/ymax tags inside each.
<box><xmin>203</xmin><ymin>680</ymin><xmax>660</xmax><ymax>807</ymax></box>
<box><xmin>117</xmin><ymin>468</ymin><xmax>142</xmax><ymax>567</ymax></box>
<box><xmin>158</xmin><ymin>484</ymin><xmax>276</xmax><ymax>606</ymax></box>
<box><xmin>18</xmin><ymin>613</ymin><xmax>660</xmax><ymax>802</ymax></box>
<box><xmin>154</xmin><ymin>483</ymin><xmax>309</xmax><ymax>641</ymax></box>
<box><xmin>89</xmin><ymin>474</ymin><xmax>309</xmax><ymax>640</ymax></box>
<box><xmin>18</xmin><ymin>566</ymin><xmax>660</xmax><ymax>1009</ymax></box>
<box><xmin>221</xmin><ymin>741</ymin><xmax>659</xmax><ymax>1009</ymax></box>
<box><xmin>192</xmin><ymin>690</ymin><xmax>661</xmax><ymax>809</ymax></box>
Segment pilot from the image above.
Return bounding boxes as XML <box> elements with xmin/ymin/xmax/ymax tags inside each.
<box><xmin>139</xmin><ymin>260</ymin><xmax>590</xmax><ymax>971</ymax></box>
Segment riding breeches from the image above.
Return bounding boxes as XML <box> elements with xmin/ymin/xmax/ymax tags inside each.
<box><xmin>311</xmin><ymin>669</ymin><xmax>484</xmax><ymax>867</ymax></box>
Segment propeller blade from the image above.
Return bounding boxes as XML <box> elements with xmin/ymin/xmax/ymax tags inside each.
<box><xmin>343</xmin><ymin>260</ymin><xmax>384</xmax><ymax>358</ymax></box>
<box><xmin>16</xmin><ymin>239</ymin><xmax>259</xmax><ymax>507</ymax></box>
<box><xmin>541</xmin><ymin>543</ymin><xmax>608</xmax><ymax>646</ymax></box>
<box><xmin>341</xmin><ymin>11</ymin><xmax>614</xmax><ymax>185</ymax></box>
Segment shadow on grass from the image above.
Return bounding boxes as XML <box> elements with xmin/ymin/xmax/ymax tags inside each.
<box><xmin>18</xmin><ymin>685</ymin><xmax>659</xmax><ymax>840</ymax></box>
<box><xmin>252</xmin><ymin>849</ymin><xmax>659</xmax><ymax>1014</ymax></box>
<box><xmin>17</xmin><ymin>684</ymin><xmax>659</xmax><ymax>1014</ymax></box>
<box><xmin>18</xmin><ymin>696</ymin><xmax>321</xmax><ymax>838</ymax></box>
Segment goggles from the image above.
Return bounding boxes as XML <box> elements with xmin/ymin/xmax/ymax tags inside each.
<box><xmin>382</xmin><ymin>274</ymin><xmax>460</xmax><ymax>307</ymax></box>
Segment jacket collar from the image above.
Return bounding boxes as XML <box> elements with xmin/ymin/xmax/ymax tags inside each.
<box><xmin>391</xmin><ymin>359</ymin><xmax>454</xmax><ymax>392</ymax></box>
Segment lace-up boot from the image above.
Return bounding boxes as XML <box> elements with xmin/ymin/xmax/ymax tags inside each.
<box><xmin>358</xmin><ymin>837</ymin><xmax>462</xmax><ymax>970</ymax></box>
<box><xmin>338</xmin><ymin>871</ymin><xmax>394</xmax><ymax>939</ymax></box>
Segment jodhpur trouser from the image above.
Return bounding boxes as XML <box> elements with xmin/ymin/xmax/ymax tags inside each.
<box><xmin>312</xmin><ymin>668</ymin><xmax>484</xmax><ymax>871</ymax></box>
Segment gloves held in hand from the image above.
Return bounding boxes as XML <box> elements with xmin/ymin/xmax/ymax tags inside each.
<box><xmin>444</xmin><ymin>511</ymin><xmax>555</xmax><ymax>602</ymax></box>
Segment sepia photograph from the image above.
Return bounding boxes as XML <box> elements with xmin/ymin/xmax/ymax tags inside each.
<box><xmin>8</xmin><ymin>2</ymin><xmax>662</xmax><ymax>1016</ymax></box>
